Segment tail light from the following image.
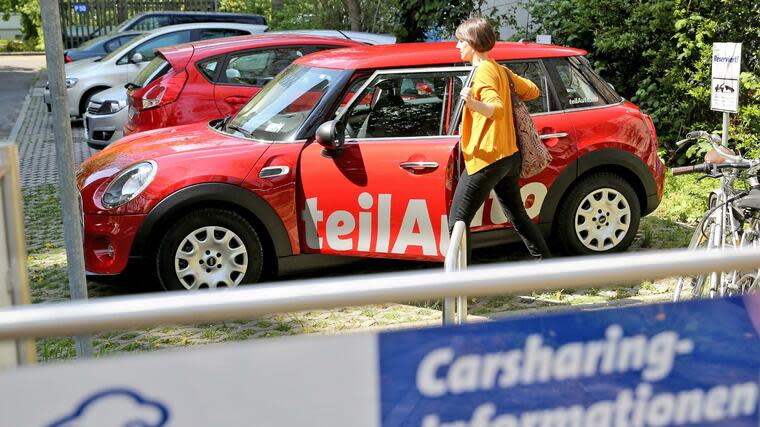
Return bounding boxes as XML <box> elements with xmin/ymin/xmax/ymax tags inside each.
<box><xmin>141</xmin><ymin>70</ymin><xmax>187</xmax><ymax>111</ymax></box>
<box><xmin>64</xmin><ymin>53</ymin><xmax>73</xmax><ymax>63</ymax></box>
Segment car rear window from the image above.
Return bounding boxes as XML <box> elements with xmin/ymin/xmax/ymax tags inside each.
<box><xmin>543</xmin><ymin>57</ymin><xmax>610</xmax><ymax>110</ymax></box>
<box><xmin>132</xmin><ymin>56</ymin><xmax>171</xmax><ymax>88</ymax></box>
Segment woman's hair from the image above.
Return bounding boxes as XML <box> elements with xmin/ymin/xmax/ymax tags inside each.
<box><xmin>455</xmin><ymin>17</ymin><xmax>496</xmax><ymax>53</ymax></box>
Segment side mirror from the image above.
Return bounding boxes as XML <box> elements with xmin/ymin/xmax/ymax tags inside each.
<box><xmin>315</xmin><ymin>120</ymin><xmax>345</xmax><ymax>157</ymax></box>
<box><xmin>129</xmin><ymin>52</ymin><xmax>144</xmax><ymax>64</ymax></box>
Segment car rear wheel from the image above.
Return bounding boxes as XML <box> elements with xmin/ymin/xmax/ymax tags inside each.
<box><xmin>556</xmin><ymin>172</ymin><xmax>640</xmax><ymax>255</ymax></box>
<box><xmin>156</xmin><ymin>208</ymin><xmax>263</xmax><ymax>291</ymax></box>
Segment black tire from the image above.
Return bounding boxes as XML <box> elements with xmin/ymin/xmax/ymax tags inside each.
<box><xmin>673</xmin><ymin>213</ymin><xmax>713</xmax><ymax>301</ymax></box>
<box><xmin>556</xmin><ymin>172</ymin><xmax>641</xmax><ymax>255</ymax></box>
<box><xmin>156</xmin><ymin>208</ymin><xmax>263</xmax><ymax>291</ymax></box>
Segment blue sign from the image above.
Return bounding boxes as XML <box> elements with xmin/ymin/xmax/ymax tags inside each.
<box><xmin>73</xmin><ymin>3</ymin><xmax>88</xmax><ymax>13</ymax></box>
<box><xmin>380</xmin><ymin>296</ymin><xmax>760</xmax><ymax>427</ymax></box>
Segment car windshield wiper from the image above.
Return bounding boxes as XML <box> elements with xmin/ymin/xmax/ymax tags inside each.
<box><xmin>215</xmin><ymin>115</ymin><xmax>232</xmax><ymax>129</ymax></box>
<box><xmin>226</xmin><ymin>123</ymin><xmax>254</xmax><ymax>139</ymax></box>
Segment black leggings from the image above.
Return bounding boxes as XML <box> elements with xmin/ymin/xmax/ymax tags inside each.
<box><xmin>448</xmin><ymin>153</ymin><xmax>551</xmax><ymax>261</ymax></box>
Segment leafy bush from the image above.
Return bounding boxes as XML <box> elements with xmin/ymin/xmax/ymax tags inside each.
<box><xmin>655</xmin><ymin>172</ymin><xmax>717</xmax><ymax>224</ymax></box>
<box><xmin>508</xmin><ymin>0</ymin><xmax>759</xmax><ymax>166</ymax></box>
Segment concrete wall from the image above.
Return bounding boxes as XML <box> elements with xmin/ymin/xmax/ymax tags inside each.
<box><xmin>480</xmin><ymin>0</ymin><xmax>533</xmax><ymax>40</ymax></box>
<box><xmin>0</xmin><ymin>15</ymin><xmax>23</xmax><ymax>40</ymax></box>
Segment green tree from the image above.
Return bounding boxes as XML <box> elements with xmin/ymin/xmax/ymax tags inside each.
<box><xmin>1</xmin><ymin>0</ymin><xmax>41</xmax><ymax>42</ymax></box>
<box><xmin>515</xmin><ymin>0</ymin><xmax>759</xmax><ymax>165</ymax></box>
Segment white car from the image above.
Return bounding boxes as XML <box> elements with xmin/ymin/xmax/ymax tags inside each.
<box><xmin>44</xmin><ymin>22</ymin><xmax>266</xmax><ymax>118</ymax></box>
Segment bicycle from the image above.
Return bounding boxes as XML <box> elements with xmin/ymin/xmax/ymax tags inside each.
<box><xmin>671</xmin><ymin>131</ymin><xmax>760</xmax><ymax>301</ymax></box>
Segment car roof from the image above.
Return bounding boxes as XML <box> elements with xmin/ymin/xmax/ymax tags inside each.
<box><xmin>157</xmin><ymin>34</ymin><xmax>365</xmax><ymax>71</ymax></box>
<box><xmin>268</xmin><ymin>30</ymin><xmax>396</xmax><ymax>45</ymax></box>
<box><xmin>144</xmin><ymin>22</ymin><xmax>267</xmax><ymax>36</ymax></box>
<box><xmin>132</xmin><ymin>10</ymin><xmax>266</xmax><ymax>18</ymax></box>
<box><xmin>296</xmin><ymin>41</ymin><xmax>587</xmax><ymax>70</ymax></box>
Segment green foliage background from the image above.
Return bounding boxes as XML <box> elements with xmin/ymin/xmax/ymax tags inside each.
<box><xmin>509</xmin><ymin>0</ymin><xmax>759</xmax><ymax>165</ymax></box>
<box><xmin>4</xmin><ymin>0</ymin><xmax>757</xmax><ymax>166</ymax></box>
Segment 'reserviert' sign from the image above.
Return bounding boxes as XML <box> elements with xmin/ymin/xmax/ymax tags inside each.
<box><xmin>711</xmin><ymin>43</ymin><xmax>742</xmax><ymax>113</ymax></box>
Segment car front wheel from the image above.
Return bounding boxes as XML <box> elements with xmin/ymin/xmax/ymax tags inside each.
<box><xmin>156</xmin><ymin>209</ymin><xmax>263</xmax><ymax>291</ymax></box>
<box><xmin>556</xmin><ymin>172</ymin><xmax>640</xmax><ymax>255</ymax></box>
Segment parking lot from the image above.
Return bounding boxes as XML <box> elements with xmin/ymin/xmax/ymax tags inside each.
<box><xmin>5</xmin><ymin>54</ymin><xmax>683</xmax><ymax>360</ymax></box>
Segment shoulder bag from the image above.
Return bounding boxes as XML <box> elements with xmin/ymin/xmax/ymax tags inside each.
<box><xmin>504</xmin><ymin>69</ymin><xmax>552</xmax><ymax>178</ymax></box>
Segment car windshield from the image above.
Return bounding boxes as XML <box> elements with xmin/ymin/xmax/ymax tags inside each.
<box><xmin>100</xmin><ymin>32</ymin><xmax>151</xmax><ymax>62</ymax></box>
<box><xmin>226</xmin><ymin>65</ymin><xmax>344</xmax><ymax>141</ymax></box>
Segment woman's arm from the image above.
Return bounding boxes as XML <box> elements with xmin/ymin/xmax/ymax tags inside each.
<box><xmin>505</xmin><ymin>67</ymin><xmax>540</xmax><ymax>101</ymax></box>
<box><xmin>461</xmin><ymin>65</ymin><xmax>504</xmax><ymax>119</ymax></box>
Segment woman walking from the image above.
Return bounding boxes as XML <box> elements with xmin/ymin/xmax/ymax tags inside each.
<box><xmin>450</xmin><ymin>17</ymin><xmax>551</xmax><ymax>261</ymax></box>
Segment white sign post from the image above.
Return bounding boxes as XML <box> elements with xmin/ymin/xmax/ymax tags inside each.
<box><xmin>711</xmin><ymin>42</ymin><xmax>742</xmax><ymax>146</ymax></box>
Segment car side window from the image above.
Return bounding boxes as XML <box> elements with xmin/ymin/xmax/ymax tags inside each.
<box><xmin>221</xmin><ymin>48</ymin><xmax>306</xmax><ymax>87</ymax></box>
<box><xmin>198</xmin><ymin>58</ymin><xmax>220</xmax><ymax>82</ymax></box>
<box><xmin>131</xmin><ymin>15</ymin><xmax>171</xmax><ymax>31</ymax></box>
<box><xmin>197</xmin><ymin>28</ymin><xmax>250</xmax><ymax>40</ymax></box>
<box><xmin>128</xmin><ymin>31</ymin><xmax>191</xmax><ymax>63</ymax></box>
<box><xmin>342</xmin><ymin>70</ymin><xmax>467</xmax><ymax>139</ymax></box>
<box><xmin>544</xmin><ymin>57</ymin><xmax>608</xmax><ymax>110</ymax></box>
<box><xmin>502</xmin><ymin>61</ymin><xmax>551</xmax><ymax>114</ymax></box>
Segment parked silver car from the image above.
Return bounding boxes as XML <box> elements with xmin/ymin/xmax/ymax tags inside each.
<box><xmin>44</xmin><ymin>22</ymin><xmax>266</xmax><ymax>118</ymax></box>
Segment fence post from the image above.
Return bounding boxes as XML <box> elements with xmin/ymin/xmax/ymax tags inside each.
<box><xmin>40</xmin><ymin>0</ymin><xmax>94</xmax><ymax>358</ymax></box>
<box><xmin>0</xmin><ymin>145</ymin><xmax>34</xmax><ymax>369</ymax></box>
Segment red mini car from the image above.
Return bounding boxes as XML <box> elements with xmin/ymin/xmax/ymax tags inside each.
<box><xmin>78</xmin><ymin>41</ymin><xmax>665</xmax><ymax>291</ymax></box>
<box><xmin>124</xmin><ymin>34</ymin><xmax>364</xmax><ymax>134</ymax></box>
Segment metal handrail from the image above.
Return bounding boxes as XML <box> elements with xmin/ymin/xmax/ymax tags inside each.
<box><xmin>443</xmin><ymin>220</ymin><xmax>467</xmax><ymax>325</ymax></box>
<box><xmin>2</xmin><ymin>247</ymin><xmax>760</xmax><ymax>340</ymax></box>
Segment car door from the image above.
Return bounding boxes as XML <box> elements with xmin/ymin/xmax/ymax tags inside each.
<box><xmin>214</xmin><ymin>46</ymin><xmax>312</xmax><ymax>117</ymax></box>
<box><xmin>297</xmin><ymin>67</ymin><xmax>469</xmax><ymax>261</ymax></box>
<box><xmin>460</xmin><ymin>60</ymin><xmax>579</xmax><ymax>232</ymax></box>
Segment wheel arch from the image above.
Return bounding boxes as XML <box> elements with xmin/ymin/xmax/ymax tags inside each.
<box><xmin>543</xmin><ymin>149</ymin><xmax>658</xmax><ymax>228</ymax></box>
<box><xmin>132</xmin><ymin>183</ymin><xmax>293</xmax><ymax>279</ymax></box>
<box><xmin>79</xmin><ymin>85</ymin><xmax>111</xmax><ymax>116</ymax></box>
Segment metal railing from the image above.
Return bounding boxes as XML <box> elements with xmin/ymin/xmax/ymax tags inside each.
<box><xmin>443</xmin><ymin>220</ymin><xmax>468</xmax><ymax>325</ymax></box>
<box><xmin>2</xmin><ymin>247</ymin><xmax>760</xmax><ymax>341</ymax></box>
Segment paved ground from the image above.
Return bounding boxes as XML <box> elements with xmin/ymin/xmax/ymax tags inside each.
<box><xmin>0</xmin><ymin>55</ymin><xmax>46</xmax><ymax>140</ymax></box>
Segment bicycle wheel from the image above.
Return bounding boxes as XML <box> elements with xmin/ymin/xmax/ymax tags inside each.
<box><xmin>729</xmin><ymin>212</ymin><xmax>760</xmax><ymax>295</ymax></box>
<box><xmin>673</xmin><ymin>213</ymin><xmax>714</xmax><ymax>301</ymax></box>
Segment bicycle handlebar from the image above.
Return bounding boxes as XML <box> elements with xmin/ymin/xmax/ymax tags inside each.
<box><xmin>676</xmin><ymin>130</ymin><xmax>743</xmax><ymax>163</ymax></box>
<box><xmin>671</xmin><ymin>161</ymin><xmax>757</xmax><ymax>176</ymax></box>
<box><xmin>672</xmin><ymin>163</ymin><xmax>712</xmax><ymax>176</ymax></box>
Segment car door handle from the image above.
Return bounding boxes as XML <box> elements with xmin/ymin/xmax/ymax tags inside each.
<box><xmin>400</xmin><ymin>161</ymin><xmax>438</xmax><ymax>171</ymax></box>
<box><xmin>539</xmin><ymin>132</ymin><xmax>568</xmax><ymax>140</ymax></box>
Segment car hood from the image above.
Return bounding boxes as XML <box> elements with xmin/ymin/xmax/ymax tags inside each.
<box><xmin>64</xmin><ymin>56</ymin><xmax>102</xmax><ymax>77</ymax></box>
<box><xmin>91</xmin><ymin>85</ymin><xmax>127</xmax><ymax>103</ymax></box>
<box><xmin>77</xmin><ymin>122</ymin><xmax>270</xmax><ymax>189</ymax></box>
